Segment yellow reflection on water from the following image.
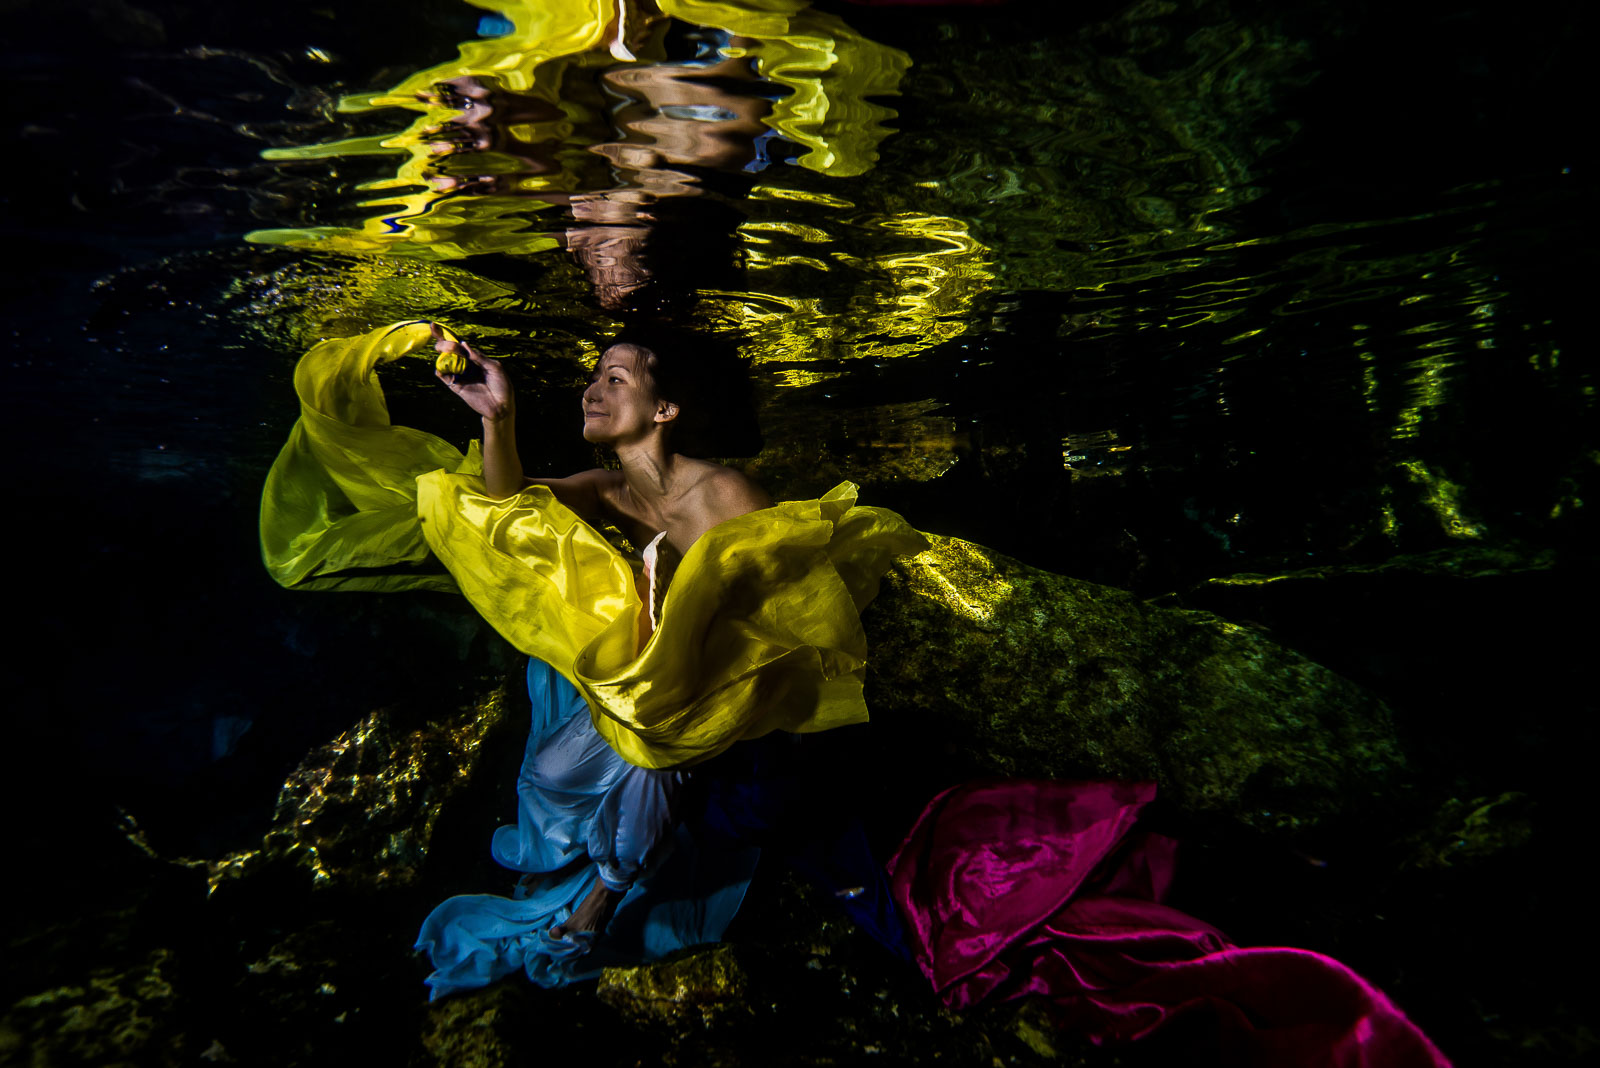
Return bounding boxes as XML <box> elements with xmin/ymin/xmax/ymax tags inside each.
<box><xmin>1398</xmin><ymin>460</ymin><xmax>1486</xmax><ymax>540</ymax></box>
<box><xmin>1062</xmin><ymin>429</ymin><xmax>1132</xmax><ymax>480</ymax></box>
<box><xmin>722</xmin><ymin>210</ymin><xmax>994</xmax><ymax>367</ymax></box>
<box><xmin>247</xmin><ymin>0</ymin><xmax>909</xmax><ymax>261</ymax></box>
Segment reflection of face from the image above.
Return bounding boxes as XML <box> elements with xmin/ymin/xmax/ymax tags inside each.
<box><xmin>603</xmin><ymin>62</ymin><xmax>771</xmax><ymax>172</ymax></box>
<box><xmin>581</xmin><ymin>344</ymin><xmax>668</xmax><ymax>443</ymax></box>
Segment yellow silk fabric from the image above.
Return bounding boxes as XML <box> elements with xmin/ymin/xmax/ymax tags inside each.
<box><xmin>263</xmin><ymin>322</ymin><xmax>929</xmax><ymax>767</ymax></box>
<box><xmin>261</xmin><ymin>321</ymin><xmax>480</xmax><ymax>593</ymax></box>
<box><xmin>418</xmin><ymin>474</ymin><xmax>927</xmax><ymax>766</ymax></box>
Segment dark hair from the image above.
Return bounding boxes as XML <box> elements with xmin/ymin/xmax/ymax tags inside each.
<box><xmin>606</xmin><ymin>321</ymin><xmax>763</xmax><ymax>458</ymax></box>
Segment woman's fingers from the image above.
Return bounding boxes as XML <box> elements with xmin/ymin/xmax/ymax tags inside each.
<box><xmin>429</xmin><ymin>322</ymin><xmax>473</xmax><ymax>358</ymax></box>
<box><xmin>427</xmin><ymin>323</ymin><xmax>504</xmax><ymax>394</ymax></box>
<box><xmin>427</xmin><ymin>322</ymin><xmax>479</xmax><ymax>378</ymax></box>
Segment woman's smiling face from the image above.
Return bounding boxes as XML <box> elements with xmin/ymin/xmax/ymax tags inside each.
<box><xmin>582</xmin><ymin>344</ymin><xmax>675</xmax><ymax>445</ymax></box>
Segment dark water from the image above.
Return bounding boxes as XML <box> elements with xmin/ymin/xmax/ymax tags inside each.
<box><xmin>4</xmin><ymin>0</ymin><xmax>1595</xmax><ymax>1063</ymax></box>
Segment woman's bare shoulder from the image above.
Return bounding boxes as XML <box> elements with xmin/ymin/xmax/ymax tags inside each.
<box><xmin>693</xmin><ymin>461</ymin><xmax>772</xmax><ymax>518</ymax></box>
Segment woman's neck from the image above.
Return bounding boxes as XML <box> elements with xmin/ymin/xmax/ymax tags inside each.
<box><xmin>614</xmin><ymin>436</ymin><xmax>681</xmax><ymax>509</ymax></box>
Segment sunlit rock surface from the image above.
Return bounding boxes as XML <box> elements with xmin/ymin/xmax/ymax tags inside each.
<box><xmin>866</xmin><ymin>535</ymin><xmax>1406</xmax><ymax>833</ymax></box>
<box><xmin>596</xmin><ymin>944</ymin><xmax>751</xmax><ymax>1031</ymax></box>
<box><xmin>206</xmin><ymin>687</ymin><xmax>513</xmax><ymax>894</ymax></box>
<box><xmin>420</xmin><ymin>983</ymin><xmax>541</xmax><ymax>1068</ymax></box>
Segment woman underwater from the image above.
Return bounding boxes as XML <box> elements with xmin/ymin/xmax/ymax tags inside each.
<box><xmin>261</xmin><ymin>317</ymin><xmax>924</xmax><ymax>994</ymax></box>
<box><xmin>427</xmin><ymin>323</ymin><xmax>767</xmax><ymax>949</ymax></box>
<box><xmin>368</xmin><ymin>322</ymin><xmax>924</xmax><ymax>997</ymax></box>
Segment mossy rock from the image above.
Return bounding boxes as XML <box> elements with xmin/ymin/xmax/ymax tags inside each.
<box><xmin>865</xmin><ymin>535</ymin><xmax>1407</xmax><ymax>835</ymax></box>
<box><xmin>596</xmin><ymin>945</ymin><xmax>751</xmax><ymax>1031</ymax></box>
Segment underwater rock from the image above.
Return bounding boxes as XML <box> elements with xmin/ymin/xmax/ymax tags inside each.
<box><xmin>596</xmin><ymin>945</ymin><xmax>752</xmax><ymax>1031</ymax></box>
<box><xmin>1171</xmin><ymin>544</ymin><xmax>1591</xmax><ymax>797</ymax></box>
<box><xmin>865</xmin><ymin>535</ymin><xmax>1407</xmax><ymax>834</ymax></box>
<box><xmin>582</xmin><ymin>875</ymin><xmax>1056</xmax><ymax>1067</ymax></box>
<box><xmin>0</xmin><ymin>949</ymin><xmax>185</xmax><ymax>1068</ymax></box>
<box><xmin>419</xmin><ymin>983</ymin><xmax>528</xmax><ymax>1068</ymax></box>
<box><xmin>206</xmin><ymin>685</ymin><xmax>512</xmax><ymax>894</ymax></box>
<box><xmin>1013</xmin><ymin>1002</ymin><xmax>1065</xmax><ymax>1060</ymax></box>
<box><xmin>1405</xmin><ymin>792</ymin><xmax>1534</xmax><ymax>870</ymax></box>
<box><xmin>1186</xmin><ymin>542</ymin><xmax>1556</xmax><ymax>590</ymax></box>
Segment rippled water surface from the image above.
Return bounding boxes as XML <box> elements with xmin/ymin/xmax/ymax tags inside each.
<box><xmin>5</xmin><ymin>0</ymin><xmax>1594</xmax><ymax>1063</ymax></box>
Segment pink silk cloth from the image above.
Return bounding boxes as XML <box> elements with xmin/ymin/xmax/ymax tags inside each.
<box><xmin>886</xmin><ymin>780</ymin><xmax>1452</xmax><ymax>1067</ymax></box>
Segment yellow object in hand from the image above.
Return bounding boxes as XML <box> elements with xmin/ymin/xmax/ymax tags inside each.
<box><xmin>435</xmin><ymin>348</ymin><xmax>469</xmax><ymax>377</ymax></box>
<box><xmin>355</xmin><ymin>319</ymin><xmax>472</xmax><ymax>377</ymax></box>
<box><xmin>427</xmin><ymin>321</ymin><xmax>470</xmax><ymax>377</ymax></box>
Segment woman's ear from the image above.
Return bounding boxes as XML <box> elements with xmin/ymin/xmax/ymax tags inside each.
<box><xmin>656</xmin><ymin>401</ymin><xmax>680</xmax><ymax>424</ymax></box>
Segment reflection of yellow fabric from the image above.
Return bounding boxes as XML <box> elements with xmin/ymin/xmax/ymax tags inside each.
<box><xmin>372</xmin><ymin>0</ymin><xmax>909</xmax><ymax>178</ymax></box>
<box><xmin>246</xmin><ymin>0</ymin><xmax>909</xmax><ymax>257</ymax></box>
<box><xmin>732</xmin><ymin>209</ymin><xmax>995</xmax><ymax>365</ymax></box>
<box><xmin>262</xmin><ymin>322</ymin><xmax>929</xmax><ymax>767</ymax></box>
<box><xmin>666</xmin><ymin>0</ymin><xmax>910</xmax><ymax>177</ymax></box>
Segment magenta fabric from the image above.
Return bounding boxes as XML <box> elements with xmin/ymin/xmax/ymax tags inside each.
<box><xmin>887</xmin><ymin>780</ymin><xmax>1452</xmax><ymax>1067</ymax></box>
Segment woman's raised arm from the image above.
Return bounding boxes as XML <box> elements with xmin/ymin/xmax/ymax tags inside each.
<box><xmin>434</xmin><ymin>326</ymin><xmax>611</xmax><ymax>523</ymax></box>
<box><xmin>433</xmin><ymin>326</ymin><xmax>524</xmax><ymax>499</ymax></box>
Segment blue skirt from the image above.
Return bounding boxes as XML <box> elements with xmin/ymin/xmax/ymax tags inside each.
<box><xmin>414</xmin><ymin>661</ymin><xmax>759</xmax><ymax>999</ymax></box>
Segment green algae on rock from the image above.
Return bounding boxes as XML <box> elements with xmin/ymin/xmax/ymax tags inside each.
<box><xmin>420</xmin><ymin>983</ymin><xmax>535</xmax><ymax>1068</ymax></box>
<box><xmin>596</xmin><ymin>944</ymin><xmax>752</xmax><ymax>1031</ymax></box>
<box><xmin>864</xmin><ymin>535</ymin><xmax>1407</xmax><ymax>834</ymax></box>
<box><xmin>1405</xmin><ymin>792</ymin><xmax>1534</xmax><ymax>870</ymax></box>
<box><xmin>0</xmin><ymin>949</ymin><xmax>185</xmax><ymax>1068</ymax></box>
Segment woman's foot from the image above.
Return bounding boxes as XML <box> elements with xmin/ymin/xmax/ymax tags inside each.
<box><xmin>553</xmin><ymin>876</ymin><xmax>625</xmax><ymax>938</ymax></box>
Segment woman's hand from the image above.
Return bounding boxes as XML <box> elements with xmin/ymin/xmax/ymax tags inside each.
<box><xmin>433</xmin><ymin>323</ymin><xmax>514</xmax><ymax>423</ymax></box>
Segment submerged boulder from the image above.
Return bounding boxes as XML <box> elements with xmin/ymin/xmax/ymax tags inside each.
<box><xmin>596</xmin><ymin>945</ymin><xmax>752</xmax><ymax>1031</ymax></box>
<box><xmin>0</xmin><ymin>949</ymin><xmax>185</xmax><ymax>1068</ymax></box>
<box><xmin>864</xmin><ymin>535</ymin><xmax>1407</xmax><ymax>834</ymax></box>
<box><xmin>207</xmin><ymin>685</ymin><xmax>515</xmax><ymax>895</ymax></box>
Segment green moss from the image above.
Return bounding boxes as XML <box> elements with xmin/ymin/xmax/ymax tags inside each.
<box><xmin>1</xmin><ymin>951</ymin><xmax>184</xmax><ymax>1068</ymax></box>
<box><xmin>865</xmin><ymin>535</ymin><xmax>1406</xmax><ymax>834</ymax></box>
<box><xmin>1406</xmin><ymin>792</ymin><xmax>1534</xmax><ymax>869</ymax></box>
<box><xmin>597</xmin><ymin>945</ymin><xmax>752</xmax><ymax>1031</ymax></box>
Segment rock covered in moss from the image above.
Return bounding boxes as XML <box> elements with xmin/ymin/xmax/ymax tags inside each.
<box><xmin>1405</xmin><ymin>792</ymin><xmax>1534</xmax><ymax>870</ymax></box>
<box><xmin>420</xmin><ymin>983</ymin><xmax>528</xmax><ymax>1068</ymax></box>
<box><xmin>0</xmin><ymin>949</ymin><xmax>185</xmax><ymax>1068</ymax></box>
<box><xmin>206</xmin><ymin>684</ymin><xmax>514</xmax><ymax>894</ymax></box>
<box><xmin>865</xmin><ymin>535</ymin><xmax>1407</xmax><ymax>834</ymax></box>
<box><xmin>596</xmin><ymin>945</ymin><xmax>751</xmax><ymax>1031</ymax></box>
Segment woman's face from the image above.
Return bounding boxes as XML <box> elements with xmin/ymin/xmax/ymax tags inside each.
<box><xmin>581</xmin><ymin>344</ymin><xmax>674</xmax><ymax>445</ymax></box>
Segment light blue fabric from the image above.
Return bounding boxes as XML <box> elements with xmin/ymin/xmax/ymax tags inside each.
<box><xmin>492</xmin><ymin>660</ymin><xmax>685</xmax><ymax>892</ymax></box>
<box><xmin>416</xmin><ymin>660</ymin><xmax>760</xmax><ymax>999</ymax></box>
